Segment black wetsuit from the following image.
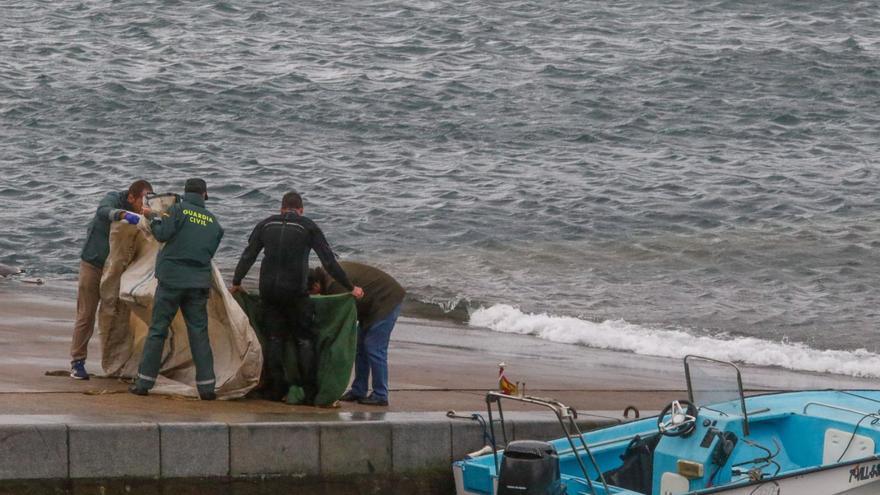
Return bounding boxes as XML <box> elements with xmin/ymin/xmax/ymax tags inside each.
<box><xmin>232</xmin><ymin>212</ymin><xmax>352</xmax><ymax>297</ymax></box>
<box><xmin>232</xmin><ymin>211</ymin><xmax>353</xmax><ymax>401</ymax></box>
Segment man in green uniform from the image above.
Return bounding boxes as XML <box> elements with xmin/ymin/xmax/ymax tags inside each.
<box><xmin>308</xmin><ymin>262</ymin><xmax>405</xmax><ymax>406</ymax></box>
<box><xmin>70</xmin><ymin>179</ymin><xmax>153</xmax><ymax>380</ymax></box>
<box><xmin>130</xmin><ymin>178</ymin><xmax>224</xmax><ymax>400</ymax></box>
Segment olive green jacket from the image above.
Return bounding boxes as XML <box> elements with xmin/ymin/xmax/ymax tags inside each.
<box><xmin>150</xmin><ymin>192</ymin><xmax>224</xmax><ymax>289</ymax></box>
<box><xmin>323</xmin><ymin>261</ymin><xmax>405</xmax><ymax>330</ymax></box>
<box><xmin>80</xmin><ymin>191</ymin><xmax>131</xmax><ymax>269</ymax></box>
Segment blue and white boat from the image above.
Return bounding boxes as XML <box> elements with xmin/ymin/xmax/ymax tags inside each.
<box><xmin>453</xmin><ymin>355</ymin><xmax>880</xmax><ymax>495</ymax></box>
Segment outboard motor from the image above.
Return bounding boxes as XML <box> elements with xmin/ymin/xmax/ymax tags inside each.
<box><xmin>497</xmin><ymin>440</ymin><xmax>564</xmax><ymax>495</ymax></box>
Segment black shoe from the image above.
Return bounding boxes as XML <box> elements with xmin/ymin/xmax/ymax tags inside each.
<box><xmin>128</xmin><ymin>385</ymin><xmax>149</xmax><ymax>396</ymax></box>
<box><xmin>339</xmin><ymin>390</ymin><xmax>363</xmax><ymax>402</ymax></box>
<box><xmin>266</xmin><ymin>383</ymin><xmax>288</xmax><ymax>402</ymax></box>
<box><xmin>199</xmin><ymin>391</ymin><xmax>217</xmax><ymax>401</ymax></box>
<box><xmin>358</xmin><ymin>395</ymin><xmax>389</xmax><ymax>406</ymax></box>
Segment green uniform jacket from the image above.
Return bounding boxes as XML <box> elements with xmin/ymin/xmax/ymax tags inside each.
<box><xmin>323</xmin><ymin>261</ymin><xmax>406</xmax><ymax>330</ymax></box>
<box><xmin>150</xmin><ymin>192</ymin><xmax>224</xmax><ymax>289</ymax></box>
<box><xmin>80</xmin><ymin>191</ymin><xmax>131</xmax><ymax>268</ymax></box>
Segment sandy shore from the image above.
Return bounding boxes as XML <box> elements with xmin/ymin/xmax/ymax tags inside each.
<box><xmin>0</xmin><ymin>278</ymin><xmax>876</xmax><ymax>423</ymax></box>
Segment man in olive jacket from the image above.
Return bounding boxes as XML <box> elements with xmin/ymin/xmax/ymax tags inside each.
<box><xmin>130</xmin><ymin>178</ymin><xmax>224</xmax><ymax>400</ymax></box>
<box><xmin>70</xmin><ymin>179</ymin><xmax>153</xmax><ymax>380</ymax></box>
<box><xmin>309</xmin><ymin>262</ymin><xmax>405</xmax><ymax>406</ymax></box>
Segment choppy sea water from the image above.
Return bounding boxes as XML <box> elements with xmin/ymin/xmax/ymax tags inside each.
<box><xmin>2</xmin><ymin>0</ymin><xmax>880</xmax><ymax>376</ymax></box>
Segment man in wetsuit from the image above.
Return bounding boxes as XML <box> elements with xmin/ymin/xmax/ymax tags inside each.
<box><xmin>130</xmin><ymin>178</ymin><xmax>224</xmax><ymax>400</ymax></box>
<box><xmin>70</xmin><ymin>179</ymin><xmax>153</xmax><ymax>380</ymax></box>
<box><xmin>309</xmin><ymin>262</ymin><xmax>404</xmax><ymax>406</ymax></box>
<box><xmin>230</xmin><ymin>191</ymin><xmax>364</xmax><ymax>402</ymax></box>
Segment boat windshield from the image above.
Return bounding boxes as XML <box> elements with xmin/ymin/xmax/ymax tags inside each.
<box><xmin>684</xmin><ymin>355</ymin><xmax>750</xmax><ymax>435</ymax></box>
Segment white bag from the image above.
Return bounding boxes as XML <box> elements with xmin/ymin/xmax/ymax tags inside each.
<box><xmin>97</xmin><ymin>195</ymin><xmax>262</xmax><ymax>398</ymax></box>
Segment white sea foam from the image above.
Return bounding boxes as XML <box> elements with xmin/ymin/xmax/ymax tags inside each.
<box><xmin>469</xmin><ymin>304</ymin><xmax>880</xmax><ymax>379</ymax></box>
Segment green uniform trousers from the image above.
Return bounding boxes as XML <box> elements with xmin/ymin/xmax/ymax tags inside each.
<box><xmin>136</xmin><ymin>283</ymin><xmax>216</xmax><ymax>395</ymax></box>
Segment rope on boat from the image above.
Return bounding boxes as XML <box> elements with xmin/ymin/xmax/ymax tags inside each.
<box><xmin>837</xmin><ymin>411</ymin><xmax>880</xmax><ymax>463</ymax></box>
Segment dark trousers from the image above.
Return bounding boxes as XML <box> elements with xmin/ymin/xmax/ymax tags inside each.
<box><xmin>136</xmin><ymin>284</ymin><xmax>215</xmax><ymax>395</ymax></box>
<box><xmin>262</xmin><ymin>293</ymin><xmax>315</xmax><ymax>401</ymax></box>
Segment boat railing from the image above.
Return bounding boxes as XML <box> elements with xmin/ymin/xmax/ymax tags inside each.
<box><xmin>555</xmin><ymin>432</ymin><xmax>653</xmax><ymax>456</ymax></box>
<box><xmin>801</xmin><ymin>401</ymin><xmax>880</xmax><ymax>466</ymax></box>
<box><xmin>485</xmin><ymin>391</ymin><xmax>610</xmax><ymax>495</ymax></box>
<box><xmin>802</xmin><ymin>401</ymin><xmax>877</xmax><ymax>418</ymax></box>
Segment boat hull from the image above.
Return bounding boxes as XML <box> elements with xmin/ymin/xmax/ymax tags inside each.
<box><xmin>699</xmin><ymin>458</ymin><xmax>880</xmax><ymax>495</ymax></box>
<box><xmin>455</xmin><ymin>458</ymin><xmax>880</xmax><ymax>495</ymax></box>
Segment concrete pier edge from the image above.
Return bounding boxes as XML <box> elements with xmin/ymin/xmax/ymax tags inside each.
<box><xmin>0</xmin><ymin>413</ymin><xmax>624</xmax><ymax>491</ymax></box>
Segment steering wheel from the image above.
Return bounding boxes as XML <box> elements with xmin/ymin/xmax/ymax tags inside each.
<box><xmin>657</xmin><ymin>399</ymin><xmax>698</xmax><ymax>437</ymax></box>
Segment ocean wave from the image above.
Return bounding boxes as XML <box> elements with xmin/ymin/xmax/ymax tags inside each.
<box><xmin>3</xmin><ymin>0</ymin><xmax>880</xmax><ymax>355</ymax></box>
<box><xmin>469</xmin><ymin>304</ymin><xmax>880</xmax><ymax>379</ymax></box>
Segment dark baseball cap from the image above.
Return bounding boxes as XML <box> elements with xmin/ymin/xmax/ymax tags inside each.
<box><xmin>184</xmin><ymin>178</ymin><xmax>208</xmax><ymax>199</ymax></box>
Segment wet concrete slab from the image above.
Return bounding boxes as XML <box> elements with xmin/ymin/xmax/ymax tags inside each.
<box><xmin>2</xmin><ymin>284</ymin><xmax>876</xmax><ymax>424</ymax></box>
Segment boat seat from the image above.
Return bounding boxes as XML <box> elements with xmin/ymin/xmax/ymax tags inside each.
<box><xmin>601</xmin><ymin>434</ymin><xmax>660</xmax><ymax>493</ymax></box>
<box><xmin>823</xmin><ymin>428</ymin><xmax>874</xmax><ymax>465</ymax></box>
<box><xmin>659</xmin><ymin>472</ymin><xmax>689</xmax><ymax>494</ymax></box>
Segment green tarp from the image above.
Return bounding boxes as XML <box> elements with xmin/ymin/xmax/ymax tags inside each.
<box><xmin>234</xmin><ymin>292</ymin><xmax>358</xmax><ymax>406</ymax></box>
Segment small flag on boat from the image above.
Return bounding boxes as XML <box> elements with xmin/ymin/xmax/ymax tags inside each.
<box><xmin>498</xmin><ymin>362</ymin><xmax>518</xmax><ymax>395</ymax></box>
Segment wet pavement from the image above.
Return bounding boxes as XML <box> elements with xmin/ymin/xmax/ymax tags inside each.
<box><xmin>1</xmin><ymin>282</ymin><xmax>877</xmax><ymax>424</ymax></box>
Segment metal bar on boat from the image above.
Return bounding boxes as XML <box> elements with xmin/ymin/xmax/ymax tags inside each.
<box><xmin>699</xmin><ymin>405</ymin><xmax>729</xmax><ymax>416</ymax></box>
<box><xmin>555</xmin><ymin>410</ymin><xmax>599</xmax><ymax>495</ymax></box>
<box><xmin>737</xmin><ymin>367</ymin><xmax>749</xmax><ymax>436</ymax></box>
<box><xmin>685</xmin><ymin>358</ymin><xmax>695</xmax><ymax>404</ymax></box>
<box><xmin>802</xmin><ymin>401</ymin><xmax>876</xmax><ymax>417</ymax></box>
<box><xmin>556</xmin><ymin>432</ymin><xmax>660</xmax><ymax>455</ymax></box>
<box><xmin>837</xmin><ymin>390</ymin><xmax>880</xmax><ymax>407</ymax></box>
<box><xmin>496</xmin><ymin>397</ymin><xmax>510</xmax><ymax>447</ymax></box>
<box><xmin>485</xmin><ymin>395</ymin><xmax>500</xmax><ymax>474</ymax></box>
<box><xmin>566</xmin><ymin>414</ymin><xmax>611</xmax><ymax>495</ymax></box>
<box><xmin>484</xmin><ymin>392</ymin><xmax>605</xmax><ymax>495</ymax></box>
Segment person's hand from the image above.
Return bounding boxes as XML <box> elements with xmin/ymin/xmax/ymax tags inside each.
<box><xmin>351</xmin><ymin>286</ymin><xmax>364</xmax><ymax>299</ymax></box>
<box><xmin>141</xmin><ymin>206</ymin><xmax>153</xmax><ymax>218</ymax></box>
<box><xmin>229</xmin><ymin>284</ymin><xmax>247</xmax><ymax>295</ymax></box>
<box><xmin>122</xmin><ymin>212</ymin><xmax>141</xmax><ymax>225</ymax></box>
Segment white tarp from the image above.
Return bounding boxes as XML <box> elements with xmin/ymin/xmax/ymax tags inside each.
<box><xmin>97</xmin><ymin>197</ymin><xmax>262</xmax><ymax>398</ymax></box>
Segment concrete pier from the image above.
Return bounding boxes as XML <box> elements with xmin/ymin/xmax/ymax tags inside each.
<box><xmin>0</xmin><ymin>413</ymin><xmax>622</xmax><ymax>494</ymax></box>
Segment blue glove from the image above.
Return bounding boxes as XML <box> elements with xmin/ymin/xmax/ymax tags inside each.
<box><xmin>122</xmin><ymin>212</ymin><xmax>140</xmax><ymax>225</ymax></box>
